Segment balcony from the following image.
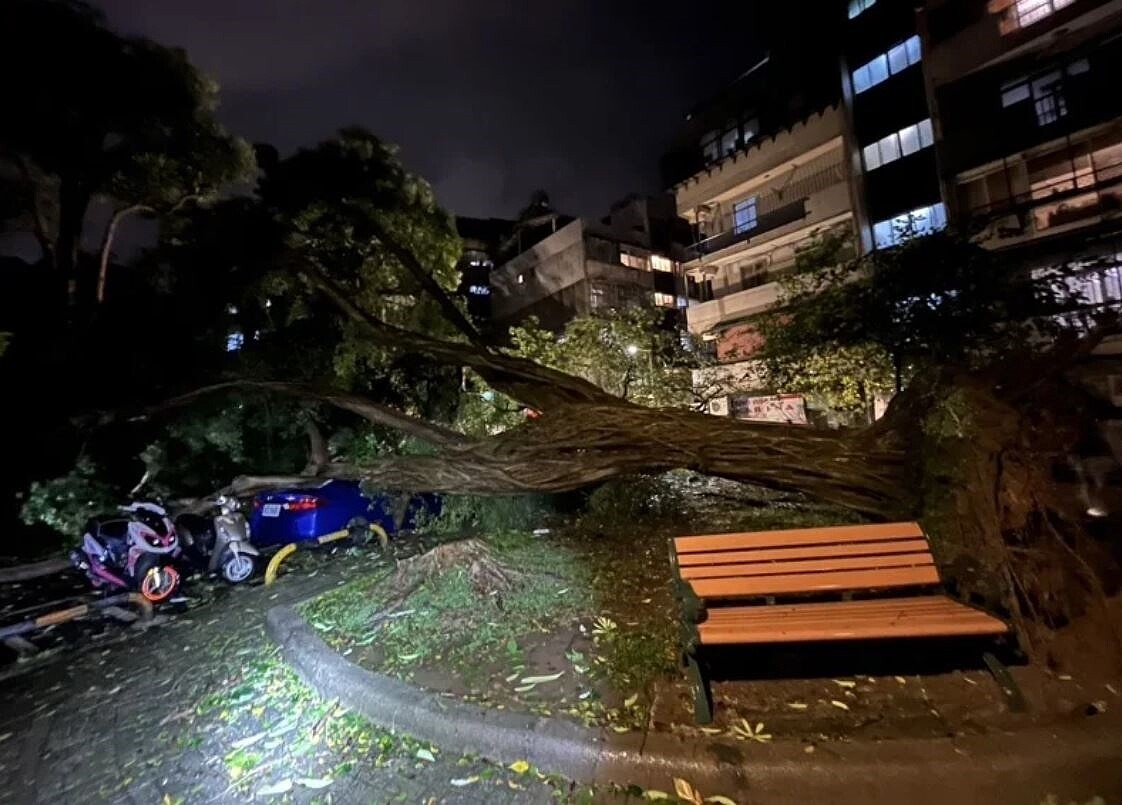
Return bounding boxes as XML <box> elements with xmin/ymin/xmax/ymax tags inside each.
<box><xmin>962</xmin><ymin>148</ymin><xmax>1122</xmax><ymax>244</ymax></box>
<box><xmin>687</xmin><ymin>199</ymin><xmax>809</xmax><ymax>262</ymax></box>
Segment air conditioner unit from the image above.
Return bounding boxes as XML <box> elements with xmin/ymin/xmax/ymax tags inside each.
<box><xmin>708</xmin><ymin>396</ymin><xmax>730</xmax><ymax>417</ymax></box>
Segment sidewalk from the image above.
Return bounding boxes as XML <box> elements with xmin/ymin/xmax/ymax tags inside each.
<box><xmin>269</xmin><ymin>600</ymin><xmax>1122</xmax><ymax>804</ymax></box>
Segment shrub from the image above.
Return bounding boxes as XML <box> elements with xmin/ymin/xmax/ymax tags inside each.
<box><xmin>578</xmin><ymin>475</ymin><xmax>684</xmax><ymax>534</ymax></box>
<box><xmin>20</xmin><ymin>456</ymin><xmax>119</xmax><ymax>540</ymax></box>
<box><xmin>418</xmin><ymin>493</ymin><xmax>554</xmax><ymax>535</ymax></box>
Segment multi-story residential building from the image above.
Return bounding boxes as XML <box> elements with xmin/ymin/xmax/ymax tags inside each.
<box><xmin>664</xmin><ymin>52</ymin><xmax>857</xmax><ymax>424</ymax></box>
<box><xmin>842</xmin><ymin>0</ymin><xmax>946</xmax><ymax>252</ymax></box>
<box><xmin>924</xmin><ymin>0</ymin><xmax>1122</xmax><ymax>297</ymax></box>
<box><xmin>489</xmin><ymin>194</ymin><xmax>688</xmax><ymax>333</ymax></box>
<box><xmin>454</xmin><ymin>216</ymin><xmax>515</xmax><ymax>325</ymax></box>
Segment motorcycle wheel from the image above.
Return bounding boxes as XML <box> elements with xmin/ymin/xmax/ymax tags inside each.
<box><xmin>219</xmin><ymin>550</ymin><xmax>255</xmax><ymax>584</ymax></box>
<box><xmin>134</xmin><ymin>555</ymin><xmax>180</xmax><ymax>603</ymax></box>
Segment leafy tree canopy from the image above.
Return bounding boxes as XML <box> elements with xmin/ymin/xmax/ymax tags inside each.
<box><xmin>755</xmin><ymin>229</ymin><xmax>1074</xmax><ymax>394</ymax></box>
<box><xmin>0</xmin><ymin>0</ymin><xmax>254</xmax><ymax>304</ymax></box>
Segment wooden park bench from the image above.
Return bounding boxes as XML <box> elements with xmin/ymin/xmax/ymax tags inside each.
<box><xmin>669</xmin><ymin>521</ymin><xmax>1011</xmax><ymax>723</ymax></box>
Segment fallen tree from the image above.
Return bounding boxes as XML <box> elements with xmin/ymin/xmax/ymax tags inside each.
<box><xmin>131</xmin><ymin>132</ymin><xmax>1119</xmax><ymax>658</ymax></box>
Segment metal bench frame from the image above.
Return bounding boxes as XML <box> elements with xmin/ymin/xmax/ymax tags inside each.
<box><xmin>669</xmin><ymin>521</ymin><xmax>1012</xmax><ymax>723</ymax></box>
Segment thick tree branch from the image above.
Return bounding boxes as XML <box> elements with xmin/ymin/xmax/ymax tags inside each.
<box><xmin>296</xmin><ymin>260</ymin><xmax>617</xmax><ymax>410</ymax></box>
<box><xmin>140</xmin><ymin>379</ymin><xmax>474</xmax><ymax>449</ymax></box>
<box><xmin>367</xmin><ymin>216</ymin><xmax>484</xmax><ymax>347</ymax></box>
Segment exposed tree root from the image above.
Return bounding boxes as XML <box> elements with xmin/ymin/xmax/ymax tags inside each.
<box><xmin>388</xmin><ymin>538</ymin><xmax>524</xmax><ymax>600</ymax></box>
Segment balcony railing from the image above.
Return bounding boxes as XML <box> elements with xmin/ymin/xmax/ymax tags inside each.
<box><xmin>964</xmin><ymin>156</ymin><xmax>1122</xmax><ymax>240</ymax></box>
<box><xmin>687</xmin><ymin>199</ymin><xmax>809</xmax><ymax>261</ymax></box>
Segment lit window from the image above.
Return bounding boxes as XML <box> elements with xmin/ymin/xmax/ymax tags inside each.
<box><xmin>848</xmin><ymin>0</ymin><xmax>876</xmax><ymax>18</ymax></box>
<box><xmin>733</xmin><ymin>197</ymin><xmax>758</xmax><ymax>234</ymax></box>
<box><xmin>861</xmin><ymin>118</ymin><xmax>934</xmax><ymax>172</ymax></box>
<box><xmin>1014</xmin><ymin>0</ymin><xmax>1076</xmax><ymax>29</ymax></box>
<box><xmin>620</xmin><ymin>252</ymin><xmax>647</xmax><ymax>270</ymax></box>
<box><xmin>590</xmin><ymin>287</ymin><xmax>605</xmax><ymax>308</ymax></box>
<box><xmin>517</xmin><ymin>273</ymin><xmax>527</xmax><ymax>284</ymax></box>
<box><xmin>872</xmin><ymin>202</ymin><xmax>947</xmax><ymax>248</ymax></box>
<box><xmin>1000</xmin><ymin>56</ymin><xmax>1088</xmax><ymax>126</ymax></box>
<box><xmin>650</xmin><ymin>255</ymin><xmax>674</xmax><ymax>273</ymax></box>
<box><xmin>653</xmin><ymin>292</ymin><xmax>676</xmax><ymax>308</ymax></box>
<box><xmin>863</xmin><ymin>142</ymin><xmax>882</xmax><ymax>171</ymax></box>
<box><xmin>468</xmin><ymin>284</ymin><xmax>491</xmax><ymax>296</ymax></box>
<box><xmin>226</xmin><ymin>331</ymin><xmax>245</xmax><ymax>352</ymax></box>
<box><xmin>878</xmin><ymin>133</ymin><xmax>901</xmax><ymax>164</ymax></box>
<box><xmin>852</xmin><ymin>35</ymin><xmax>921</xmax><ymax>95</ymax></box>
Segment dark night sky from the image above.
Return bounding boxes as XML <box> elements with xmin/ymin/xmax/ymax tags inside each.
<box><xmin>93</xmin><ymin>0</ymin><xmax>770</xmax><ymax>220</ymax></box>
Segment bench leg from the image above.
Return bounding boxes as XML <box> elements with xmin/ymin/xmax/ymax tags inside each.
<box><xmin>684</xmin><ymin>651</ymin><xmax>714</xmax><ymax>724</ymax></box>
<box><xmin>983</xmin><ymin>651</ymin><xmax>1028</xmax><ymax>713</ymax></box>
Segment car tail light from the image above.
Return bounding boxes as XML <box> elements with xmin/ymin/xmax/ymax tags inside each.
<box><xmin>284</xmin><ymin>496</ymin><xmax>321</xmax><ymax>512</ymax></box>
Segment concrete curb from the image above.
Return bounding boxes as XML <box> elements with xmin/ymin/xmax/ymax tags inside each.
<box><xmin>267</xmin><ymin>604</ymin><xmax>1122</xmax><ymax>802</ymax></box>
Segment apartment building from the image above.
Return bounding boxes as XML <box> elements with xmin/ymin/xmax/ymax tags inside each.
<box><xmin>489</xmin><ymin>195</ymin><xmax>688</xmax><ymax>333</ymax></box>
<box><xmin>455</xmin><ymin>216</ymin><xmax>515</xmax><ymax>325</ymax></box>
<box><xmin>924</xmin><ymin>0</ymin><xmax>1122</xmax><ymax>298</ymax></box>
<box><xmin>664</xmin><ymin>52</ymin><xmax>856</xmax><ymax>423</ymax></box>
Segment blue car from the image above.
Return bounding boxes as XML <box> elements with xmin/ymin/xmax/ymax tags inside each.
<box><xmin>248</xmin><ymin>479</ymin><xmax>438</xmax><ymax>547</ymax></box>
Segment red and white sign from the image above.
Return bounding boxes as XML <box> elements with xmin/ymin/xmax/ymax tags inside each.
<box><xmin>732</xmin><ymin>394</ymin><xmax>808</xmax><ymax>424</ymax></box>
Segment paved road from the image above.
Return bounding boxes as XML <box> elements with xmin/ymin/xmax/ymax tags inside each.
<box><xmin>0</xmin><ymin>548</ymin><xmax>594</xmax><ymax>804</ymax></box>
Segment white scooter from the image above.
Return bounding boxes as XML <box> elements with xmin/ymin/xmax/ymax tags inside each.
<box><xmin>174</xmin><ymin>496</ymin><xmax>260</xmax><ymax>584</ymax></box>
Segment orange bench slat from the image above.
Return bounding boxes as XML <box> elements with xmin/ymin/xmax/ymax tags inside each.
<box><xmin>675</xmin><ymin>538</ymin><xmax>932</xmax><ymax>567</ymax></box>
<box><xmin>674</xmin><ymin>522</ymin><xmax>925</xmax><ymax>553</ymax></box>
<box><xmin>679</xmin><ymin>552</ymin><xmax>935</xmax><ymax>580</ymax></box>
<box><xmin>697</xmin><ymin>596</ymin><xmax>1008</xmax><ymax>645</ymax></box>
<box><xmin>687</xmin><ymin>565</ymin><xmax>941</xmax><ymax>599</ymax></box>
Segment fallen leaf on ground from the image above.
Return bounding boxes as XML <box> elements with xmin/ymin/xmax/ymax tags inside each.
<box><xmin>509</xmin><ymin>759</ymin><xmax>530</xmax><ymax>774</ymax></box>
<box><xmin>504</xmin><ymin>672</ymin><xmax>520</xmax><ymax>682</ymax></box>
<box><xmin>450</xmin><ymin>776</ymin><xmax>479</xmax><ymax>787</ymax></box>
<box><xmin>786</xmin><ymin>702</ymin><xmax>808</xmax><ymax>711</ymax></box>
<box><xmin>642</xmin><ymin>791</ymin><xmax>669</xmax><ymax>800</ymax></box>
<box><xmin>514</xmin><ymin>684</ymin><xmax>537</xmax><ymax>693</ymax></box>
<box><xmin>520</xmin><ymin>671</ymin><xmax>564</xmax><ymax>685</ymax></box>
<box><xmin>295</xmin><ymin>777</ymin><xmax>332</xmax><ymax>789</ymax></box>
<box><xmin>623</xmin><ymin>693</ymin><xmax>639</xmax><ymax>707</ymax></box>
<box><xmin>1057</xmin><ymin>674</ymin><xmax>1073</xmax><ymax>681</ymax></box>
<box><xmin>833</xmin><ymin>680</ymin><xmax>856</xmax><ymax>688</ymax></box>
<box><xmin>705</xmin><ymin>796</ymin><xmax>737</xmax><ymax>805</ymax></box>
<box><xmin>415</xmin><ymin>748</ymin><xmax>436</xmax><ymax>762</ymax></box>
<box><xmin>398</xmin><ymin>651</ymin><xmax>422</xmax><ymax>662</ymax></box>
<box><xmin>256</xmin><ymin>780</ymin><xmax>293</xmax><ymax>797</ymax></box>
<box><xmin>830</xmin><ymin>700</ymin><xmax>850</xmax><ymax>711</ymax></box>
<box><xmin>674</xmin><ymin>778</ymin><xmax>704</xmax><ymax>805</ymax></box>
<box><xmin>612</xmin><ymin>726</ymin><xmax>630</xmax><ymax>733</ymax></box>
<box><xmin>698</xmin><ymin>726</ymin><xmax>723</xmax><ymax>735</ymax></box>
<box><xmin>804</xmin><ymin>745</ymin><xmax>816</xmax><ymax>754</ymax></box>
<box><xmin>229</xmin><ymin>732</ymin><xmax>265</xmax><ymax>750</ymax></box>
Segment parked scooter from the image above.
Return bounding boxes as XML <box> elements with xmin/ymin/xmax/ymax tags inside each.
<box><xmin>174</xmin><ymin>495</ymin><xmax>259</xmax><ymax>584</ymax></box>
<box><xmin>70</xmin><ymin>501</ymin><xmax>182</xmax><ymax>603</ymax></box>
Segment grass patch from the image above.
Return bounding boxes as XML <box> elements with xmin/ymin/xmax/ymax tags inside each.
<box><xmin>301</xmin><ymin>531</ymin><xmax>592</xmax><ymax>675</ymax></box>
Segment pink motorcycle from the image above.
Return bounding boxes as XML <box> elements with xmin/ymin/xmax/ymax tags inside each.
<box><xmin>70</xmin><ymin>502</ymin><xmax>182</xmax><ymax>603</ymax></box>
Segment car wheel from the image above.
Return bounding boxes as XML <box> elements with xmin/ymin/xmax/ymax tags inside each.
<box><xmin>220</xmin><ymin>551</ymin><xmax>255</xmax><ymax>584</ymax></box>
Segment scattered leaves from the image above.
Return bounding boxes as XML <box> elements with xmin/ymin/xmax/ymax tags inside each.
<box><xmin>830</xmin><ymin>700</ymin><xmax>850</xmax><ymax>711</ymax></box>
<box><xmin>509</xmin><ymin>759</ymin><xmax>531</xmax><ymax>775</ymax></box>
<box><xmin>730</xmin><ymin>719</ymin><xmax>772</xmax><ymax>743</ymax></box>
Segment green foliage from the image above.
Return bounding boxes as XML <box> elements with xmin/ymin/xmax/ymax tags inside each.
<box><xmin>578</xmin><ymin>476</ymin><xmax>685</xmax><ymax>534</ymax></box>
<box><xmin>20</xmin><ymin>456</ymin><xmax>118</xmax><ymax>538</ymax></box>
<box><xmin>302</xmin><ymin>531</ymin><xmax>590</xmax><ymax>674</ymax></box>
<box><xmin>756</xmin><ymin>229</ymin><xmax>1073</xmax><ymax>396</ymax></box>
<box><xmin>0</xmin><ymin>0</ymin><xmax>254</xmax><ymax>297</ymax></box>
<box><xmin>508</xmin><ymin>308</ymin><xmax>693</xmax><ymax>408</ymax></box>
<box><xmin>418</xmin><ymin>494</ymin><xmax>554</xmax><ymax>535</ymax></box>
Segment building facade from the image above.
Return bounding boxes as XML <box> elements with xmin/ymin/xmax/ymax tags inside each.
<box><xmin>667</xmin><ymin>0</ymin><xmax>1122</xmax><ymax>424</ymax></box>
<box><xmin>455</xmin><ymin>217</ymin><xmax>515</xmax><ymax>325</ymax></box>
<box><xmin>489</xmin><ymin>195</ymin><xmax>687</xmax><ymax>333</ymax></box>
<box><xmin>665</xmin><ymin>51</ymin><xmax>857</xmax><ymax>423</ymax></box>
<box><xmin>925</xmin><ymin>0</ymin><xmax>1122</xmax><ymax>295</ymax></box>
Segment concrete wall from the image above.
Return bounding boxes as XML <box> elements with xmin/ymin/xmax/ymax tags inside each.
<box><xmin>491</xmin><ymin>220</ymin><xmax>587</xmax><ymax>324</ymax></box>
<box><xmin>674</xmin><ymin>106</ymin><xmax>846</xmax><ymax>215</ymax></box>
